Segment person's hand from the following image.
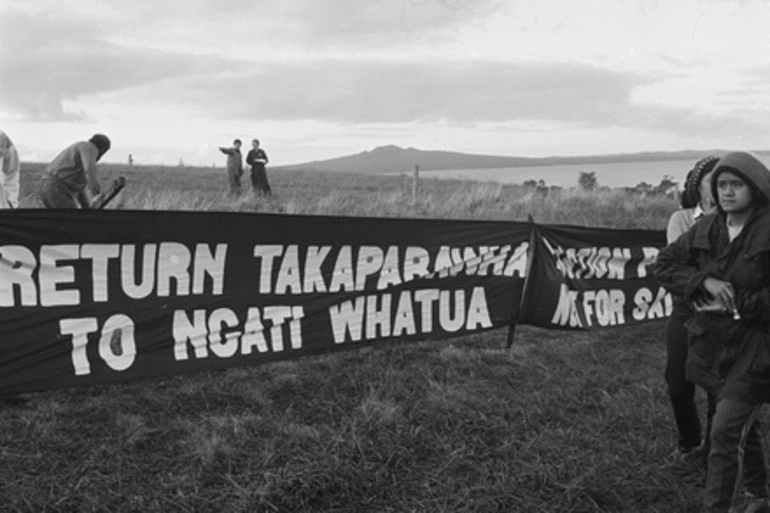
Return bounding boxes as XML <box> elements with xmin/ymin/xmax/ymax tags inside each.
<box><xmin>693</xmin><ymin>297</ymin><xmax>727</xmax><ymax>313</ymax></box>
<box><xmin>88</xmin><ymin>193</ymin><xmax>104</xmax><ymax>209</ymax></box>
<box><xmin>702</xmin><ymin>277</ymin><xmax>736</xmax><ymax>313</ymax></box>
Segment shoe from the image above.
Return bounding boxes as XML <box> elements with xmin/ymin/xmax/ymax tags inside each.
<box><xmin>671</xmin><ymin>443</ymin><xmax>708</xmax><ymax>463</ymax></box>
<box><xmin>743</xmin><ymin>496</ymin><xmax>770</xmax><ymax>513</ymax></box>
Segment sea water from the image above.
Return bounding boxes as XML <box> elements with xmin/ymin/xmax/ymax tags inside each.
<box><xmin>409</xmin><ymin>158</ymin><xmax>696</xmax><ymax>189</ymax></box>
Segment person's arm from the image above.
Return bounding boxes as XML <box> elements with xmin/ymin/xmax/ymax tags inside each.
<box><xmin>219</xmin><ymin>147</ymin><xmax>234</xmax><ymax>156</ymax></box>
<box><xmin>732</xmin><ymin>243</ymin><xmax>770</xmax><ymax>321</ymax></box>
<box><xmin>736</xmin><ymin>285</ymin><xmax>770</xmax><ymax>321</ymax></box>
<box><xmin>259</xmin><ymin>149</ymin><xmax>268</xmax><ymax>164</ymax></box>
<box><xmin>246</xmin><ymin>150</ymin><xmax>255</xmax><ymax>166</ymax></box>
<box><xmin>77</xmin><ymin>190</ymin><xmax>92</xmax><ymax>209</ymax></box>
<box><xmin>651</xmin><ymin>227</ymin><xmax>710</xmax><ymax>299</ymax></box>
<box><xmin>655</xmin><ymin>221</ymin><xmax>743</xmax><ymax>314</ymax></box>
<box><xmin>666</xmin><ymin>209</ymin><xmax>691</xmax><ymax>245</ymax></box>
<box><xmin>79</xmin><ymin>144</ymin><xmax>101</xmax><ymax>202</ymax></box>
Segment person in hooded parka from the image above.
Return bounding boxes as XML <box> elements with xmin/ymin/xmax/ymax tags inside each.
<box><xmin>653</xmin><ymin>152</ymin><xmax>770</xmax><ymax>513</ymax></box>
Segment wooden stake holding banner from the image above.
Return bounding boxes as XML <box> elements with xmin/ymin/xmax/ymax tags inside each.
<box><xmin>412</xmin><ymin>165</ymin><xmax>419</xmax><ymax>203</ymax></box>
<box><xmin>507</xmin><ymin>214</ymin><xmax>537</xmax><ymax>349</ymax></box>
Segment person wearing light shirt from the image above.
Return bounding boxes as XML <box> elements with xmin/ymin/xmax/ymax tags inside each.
<box><xmin>0</xmin><ymin>130</ymin><xmax>21</xmax><ymax>208</ymax></box>
<box><xmin>668</xmin><ymin>201</ymin><xmax>712</xmax><ymax>244</ymax></box>
<box><xmin>663</xmin><ymin>155</ymin><xmax>720</xmax><ymax>462</ymax></box>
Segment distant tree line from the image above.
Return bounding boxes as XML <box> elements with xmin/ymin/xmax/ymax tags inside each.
<box><xmin>522</xmin><ymin>172</ymin><xmax>679</xmax><ymax>198</ymax></box>
<box><xmin>628</xmin><ymin>175</ymin><xmax>678</xmax><ymax>197</ymax></box>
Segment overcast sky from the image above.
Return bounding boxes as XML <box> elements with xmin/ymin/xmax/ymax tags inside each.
<box><xmin>2</xmin><ymin>0</ymin><xmax>770</xmax><ymax>166</ymax></box>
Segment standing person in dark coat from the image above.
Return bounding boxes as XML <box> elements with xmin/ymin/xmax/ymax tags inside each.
<box><xmin>653</xmin><ymin>152</ymin><xmax>770</xmax><ymax>513</ymax></box>
<box><xmin>664</xmin><ymin>156</ymin><xmax>720</xmax><ymax>462</ymax></box>
<box><xmin>39</xmin><ymin>134</ymin><xmax>111</xmax><ymax>209</ymax></box>
<box><xmin>219</xmin><ymin>139</ymin><xmax>243</xmax><ymax>195</ymax></box>
<box><xmin>246</xmin><ymin>138</ymin><xmax>270</xmax><ymax>196</ymax></box>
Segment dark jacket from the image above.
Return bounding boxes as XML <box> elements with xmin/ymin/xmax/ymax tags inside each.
<box><xmin>652</xmin><ymin>152</ymin><xmax>770</xmax><ymax>403</ymax></box>
<box><xmin>246</xmin><ymin>148</ymin><xmax>268</xmax><ymax>170</ymax></box>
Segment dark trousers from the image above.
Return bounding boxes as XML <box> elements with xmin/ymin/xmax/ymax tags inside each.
<box><xmin>251</xmin><ymin>166</ymin><xmax>271</xmax><ymax>195</ymax></box>
<box><xmin>40</xmin><ymin>175</ymin><xmax>79</xmax><ymax>209</ymax></box>
<box><xmin>227</xmin><ymin>169</ymin><xmax>242</xmax><ymax>195</ymax></box>
<box><xmin>704</xmin><ymin>399</ymin><xmax>766</xmax><ymax>512</ymax></box>
<box><xmin>665</xmin><ymin>315</ymin><xmax>717</xmax><ymax>450</ymax></box>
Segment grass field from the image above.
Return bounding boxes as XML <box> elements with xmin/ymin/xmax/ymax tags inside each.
<box><xmin>0</xmin><ymin>163</ymin><xmax>740</xmax><ymax>512</ymax></box>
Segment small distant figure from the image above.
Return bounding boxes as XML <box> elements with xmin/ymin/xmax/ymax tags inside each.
<box><xmin>40</xmin><ymin>134</ymin><xmax>111</xmax><ymax>209</ymax></box>
<box><xmin>0</xmin><ymin>129</ymin><xmax>21</xmax><ymax>209</ymax></box>
<box><xmin>128</xmin><ymin>153</ymin><xmax>134</xmax><ymax>166</ymax></box>
<box><xmin>219</xmin><ymin>139</ymin><xmax>243</xmax><ymax>195</ymax></box>
<box><xmin>246</xmin><ymin>138</ymin><xmax>270</xmax><ymax>196</ymax></box>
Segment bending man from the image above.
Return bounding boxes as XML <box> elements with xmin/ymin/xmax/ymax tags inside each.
<box><xmin>40</xmin><ymin>134</ymin><xmax>111</xmax><ymax>209</ymax></box>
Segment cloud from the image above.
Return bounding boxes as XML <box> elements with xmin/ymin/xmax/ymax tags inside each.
<box><xmin>0</xmin><ymin>0</ymin><xmax>506</xmax><ymax>122</ymax></box>
<box><xmin>112</xmin><ymin>0</ymin><xmax>506</xmax><ymax>48</ymax></box>
<box><xmin>112</xmin><ymin>55</ymin><xmax>770</xmax><ymax>143</ymax></box>
<box><xmin>0</xmin><ymin>4</ymin><xmax>239</xmax><ymax>121</ymax></box>
<box><xmin>271</xmin><ymin>0</ymin><xmax>506</xmax><ymax>43</ymax></box>
<box><xmin>5</xmin><ymin>0</ymin><xmax>768</xmax><ymax>155</ymax></box>
<box><xmin>121</xmin><ymin>59</ymin><xmax>645</xmax><ymax>124</ymax></box>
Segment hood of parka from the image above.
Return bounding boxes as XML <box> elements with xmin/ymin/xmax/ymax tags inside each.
<box><xmin>710</xmin><ymin>152</ymin><xmax>770</xmax><ymax>209</ymax></box>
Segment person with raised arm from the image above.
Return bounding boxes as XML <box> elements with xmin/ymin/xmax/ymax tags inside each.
<box><xmin>219</xmin><ymin>138</ymin><xmax>243</xmax><ymax>195</ymax></box>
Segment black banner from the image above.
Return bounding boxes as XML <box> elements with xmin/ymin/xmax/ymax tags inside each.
<box><xmin>519</xmin><ymin>224</ymin><xmax>669</xmax><ymax>330</ymax></box>
<box><xmin>0</xmin><ymin>210</ymin><xmax>530</xmax><ymax>394</ymax></box>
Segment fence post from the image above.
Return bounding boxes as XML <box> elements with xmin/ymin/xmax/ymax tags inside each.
<box><xmin>412</xmin><ymin>165</ymin><xmax>419</xmax><ymax>203</ymax></box>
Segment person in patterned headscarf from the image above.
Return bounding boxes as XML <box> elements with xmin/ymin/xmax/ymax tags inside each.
<box><xmin>662</xmin><ymin>155</ymin><xmax>720</xmax><ymax>463</ymax></box>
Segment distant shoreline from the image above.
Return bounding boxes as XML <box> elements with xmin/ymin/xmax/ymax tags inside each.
<box><xmin>275</xmin><ymin>146</ymin><xmax>770</xmax><ymax>175</ymax></box>
<box><xmin>37</xmin><ymin>148</ymin><xmax>768</xmax><ymax>171</ymax></box>
<box><xmin>378</xmin><ymin>158</ymin><xmax>708</xmax><ymax>189</ymax></box>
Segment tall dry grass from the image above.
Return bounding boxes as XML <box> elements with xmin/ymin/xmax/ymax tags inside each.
<box><xmin>16</xmin><ymin>162</ymin><xmax>677</xmax><ymax>228</ymax></box>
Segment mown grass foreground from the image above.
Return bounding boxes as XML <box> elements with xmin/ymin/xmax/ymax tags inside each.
<box><xmin>0</xmin><ymin>163</ymin><xmax>739</xmax><ymax>512</ymax></box>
